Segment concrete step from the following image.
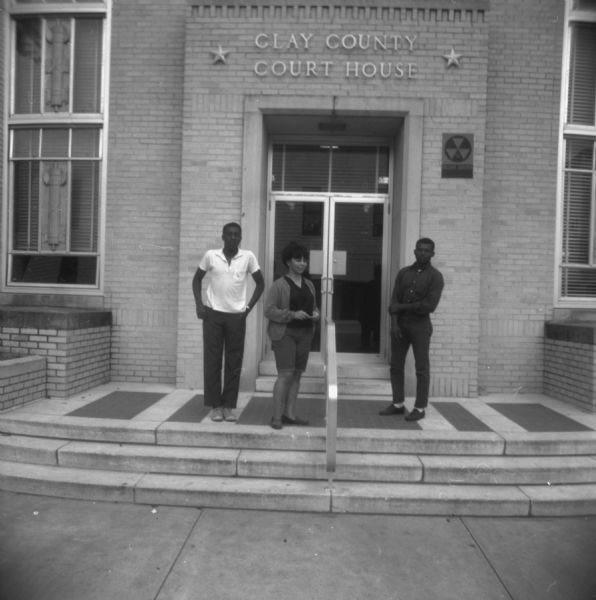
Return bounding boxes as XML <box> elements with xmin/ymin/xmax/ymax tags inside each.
<box><xmin>3</xmin><ymin>414</ymin><xmax>596</xmax><ymax>456</ymax></box>
<box><xmin>3</xmin><ymin>388</ymin><xmax>596</xmax><ymax>516</ymax></box>
<box><xmin>257</xmin><ymin>356</ymin><xmax>391</xmax><ymax>395</ymax></box>
<box><xmin>256</xmin><ymin>376</ymin><xmax>392</xmax><ymax>395</ymax></box>
<box><xmin>2</xmin><ymin>458</ymin><xmax>596</xmax><ymax>516</ymax></box>
<box><xmin>2</xmin><ymin>434</ymin><xmax>596</xmax><ymax>485</ymax></box>
<box><xmin>258</xmin><ymin>360</ymin><xmax>390</xmax><ymax>379</ymax></box>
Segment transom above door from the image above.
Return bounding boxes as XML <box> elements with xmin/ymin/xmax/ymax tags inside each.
<box><xmin>271</xmin><ymin>143</ymin><xmax>390</xmax><ymax>194</ymax></box>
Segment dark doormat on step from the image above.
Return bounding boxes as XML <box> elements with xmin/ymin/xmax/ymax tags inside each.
<box><xmin>488</xmin><ymin>402</ymin><xmax>592</xmax><ymax>432</ymax></box>
<box><xmin>237</xmin><ymin>396</ymin><xmax>421</xmax><ymax>429</ymax></box>
<box><xmin>67</xmin><ymin>391</ymin><xmax>166</xmax><ymax>420</ymax></box>
<box><xmin>432</xmin><ymin>402</ymin><xmax>492</xmax><ymax>432</ymax></box>
<box><xmin>236</xmin><ymin>395</ymin><xmax>326</xmax><ymax>428</ymax></box>
<box><xmin>167</xmin><ymin>394</ymin><xmax>211</xmax><ymax>423</ymax></box>
<box><xmin>338</xmin><ymin>399</ymin><xmax>422</xmax><ymax>429</ymax></box>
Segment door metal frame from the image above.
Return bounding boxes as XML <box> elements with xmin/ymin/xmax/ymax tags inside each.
<box><xmin>266</xmin><ymin>191</ymin><xmax>391</xmax><ymax>360</ymax></box>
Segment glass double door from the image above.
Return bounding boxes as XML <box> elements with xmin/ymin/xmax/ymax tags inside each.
<box><xmin>269</xmin><ymin>193</ymin><xmax>388</xmax><ymax>355</ymax></box>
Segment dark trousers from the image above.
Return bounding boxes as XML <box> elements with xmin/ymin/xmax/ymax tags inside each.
<box><xmin>202</xmin><ymin>309</ymin><xmax>246</xmax><ymax>408</ymax></box>
<box><xmin>390</xmin><ymin>319</ymin><xmax>432</xmax><ymax>409</ymax></box>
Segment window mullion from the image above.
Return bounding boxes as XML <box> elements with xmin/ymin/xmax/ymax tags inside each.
<box><xmin>66</xmin><ymin>131</ymin><xmax>72</xmax><ymax>252</ymax></box>
<box><xmin>36</xmin><ymin>160</ymin><xmax>42</xmax><ymax>251</ymax></box>
<box><xmin>28</xmin><ymin>163</ymin><xmax>34</xmax><ymax>250</ymax></box>
<box><xmin>592</xmin><ymin>159</ymin><xmax>596</xmax><ymax>266</ymax></box>
<box><xmin>570</xmin><ymin>10</ymin><xmax>596</xmax><ymax>24</ymax></box>
<box><xmin>69</xmin><ymin>17</ymin><xmax>75</xmax><ymax>114</ymax></box>
<box><xmin>281</xmin><ymin>145</ymin><xmax>286</xmax><ymax>190</ymax></box>
<box><xmin>9</xmin><ymin>3</ymin><xmax>107</xmax><ymax>16</ymax></box>
<box><xmin>328</xmin><ymin>147</ymin><xmax>333</xmax><ymax>193</ymax></box>
<box><xmin>40</xmin><ymin>18</ymin><xmax>47</xmax><ymax>115</ymax></box>
<box><xmin>66</xmin><ymin>161</ymin><xmax>72</xmax><ymax>252</ymax></box>
<box><xmin>564</xmin><ymin>123</ymin><xmax>596</xmax><ymax>137</ymax></box>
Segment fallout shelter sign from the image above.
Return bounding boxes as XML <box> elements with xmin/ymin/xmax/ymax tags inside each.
<box><xmin>442</xmin><ymin>133</ymin><xmax>474</xmax><ymax>179</ymax></box>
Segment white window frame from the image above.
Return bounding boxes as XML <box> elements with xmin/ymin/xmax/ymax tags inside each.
<box><xmin>2</xmin><ymin>0</ymin><xmax>111</xmax><ymax>295</ymax></box>
<box><xmin>555</xmin><ymin>0</ymin><xmax>596</xmax><ymax>305</ymax></box>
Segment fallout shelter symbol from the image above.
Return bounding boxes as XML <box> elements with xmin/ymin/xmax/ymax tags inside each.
<box><xmin>444</xmin><ymin>135</ymin><xmax>472</xmax><ymax>162</ymax></box>
<box><xmin>442</xmin><ymin>133</ymin><xmax>474</xmax><ymax>179</ymax></box>
<box><xmin>210</xmin><ymin>45</ymin><xmax>230</xmax><ymax>65</ymax></box>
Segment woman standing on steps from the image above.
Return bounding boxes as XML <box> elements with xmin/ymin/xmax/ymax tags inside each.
<box><xmin>264</xmin><ymin>241</ymin><xmax>320</xmax><ymax>430</ymax></box>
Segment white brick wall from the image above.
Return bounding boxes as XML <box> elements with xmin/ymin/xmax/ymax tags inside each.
<box><xmin>0</xmin><ymin>356</ymin><xmax>46</xmax><ymax>410</ymax></box>
<box><xmin>0</xmin><ymin>324</ymin><xmax>110</xmax><ymax>398</ymax></box>
<box><xmin>545</xmin><ymin>339</ymin><xmax>595</xmax><ymax>412</ymax></box>
<box><xmin>0</xmin><ymin>1</ymin><xmax>568</xmax><ymax>398</ymax></box>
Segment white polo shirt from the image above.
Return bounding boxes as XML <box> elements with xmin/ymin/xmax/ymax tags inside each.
<box><xmin>199</xmin><ymin>248</ymin><xmax>261</xmax><ymax>313</ymax></box>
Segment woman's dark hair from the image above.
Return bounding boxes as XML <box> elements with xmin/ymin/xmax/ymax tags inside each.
<box><xmin>281</xmin><ymin>241</ymin><xmax>309</xmax><ymax>267</ymax></box>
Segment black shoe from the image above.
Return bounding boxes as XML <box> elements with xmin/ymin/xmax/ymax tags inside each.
<box><xmin>378</xmin><ymin>404</ymin><xmax>405</xmax><ymax>416</ymax></box>
<box><xmin>271</xmin><ymin>417</ymin><xmax>282</xmax><ymax>430</ymax></box>
<box><xmin>405</xmin><ymin>408</ymin><xmax>425</xmax><ymax>422</ymax></box>
<box><xmin>281</xmin><ymin>415</ymin><xmax>309</xmax><ymax>426</ymax></box>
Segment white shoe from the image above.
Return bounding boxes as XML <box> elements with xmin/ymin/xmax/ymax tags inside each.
<box><xmin>210</xmin><ymin>408</ymin><xmax>223</xmax><ymax>422</ymax></box>
<box><xmin>223</xmin><ymin>408</ymin><xmax>237</xmax><ymax>422</ymax></box>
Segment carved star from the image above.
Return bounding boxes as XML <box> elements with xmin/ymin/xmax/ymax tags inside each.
<box><xmin>210</xmin><ymin>45</ymin><xmax>231</xmax><ymax>65</ymax></box>
<box><xmin>442</xmin><ymin>48</ymin><xmax>462</xmax><ymax>68</ymax></box>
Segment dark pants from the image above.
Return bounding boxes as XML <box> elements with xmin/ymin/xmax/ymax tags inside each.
<box><xmin>390</xmin><ymin>318</ymin><xmax>432</xmax><ymax>410</ymax></box>
<box><xmin>202</xmin><ymin>309</ymin><xmax>246</xmax><ymax>408</ymax></box>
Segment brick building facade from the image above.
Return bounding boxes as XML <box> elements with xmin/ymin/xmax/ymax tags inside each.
<box><xmin>1</xmin><ymin>0</ymin><xmax>595</xmax><ymax>402</ymax></box>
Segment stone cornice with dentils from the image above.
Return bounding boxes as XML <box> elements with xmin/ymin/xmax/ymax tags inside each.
<box><xmin>188</xmin><ymin>0</ymin><xmax>488</xmax><ymax>23</ymax></box>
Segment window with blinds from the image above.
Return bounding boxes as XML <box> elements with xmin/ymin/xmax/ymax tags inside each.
<box><xmin>7</xmin><ymin>5</ymin><xmax>106</xmax><ymax>287</ymax></box>
<box><xmin>559</xmin><ymin>8</ymin><xmax>596</xmax><ymax>299</ymax></box>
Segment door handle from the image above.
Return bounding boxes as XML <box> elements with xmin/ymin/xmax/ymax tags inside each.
<box><xmin>321</xmin><ymin>276</ymin><xmax>334</xmax><ymax>296</ymax></box>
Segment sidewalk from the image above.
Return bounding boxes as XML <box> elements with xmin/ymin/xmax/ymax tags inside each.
<box><xmin>1</xmin><ymin>489</ymin><xmax>596</xmax><ymax>600</ymax></box>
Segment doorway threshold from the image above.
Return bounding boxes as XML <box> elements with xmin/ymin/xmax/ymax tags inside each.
<box><xmin>309</xmin><ymin>352</ymin><xmax>386</xmax><ymax>366</ymax></box>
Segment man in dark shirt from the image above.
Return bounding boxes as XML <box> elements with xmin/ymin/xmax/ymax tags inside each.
<box><xmin>379</xmin><ymin>238</ymin><xmax>444</xmax><ymax>421</ymax></box>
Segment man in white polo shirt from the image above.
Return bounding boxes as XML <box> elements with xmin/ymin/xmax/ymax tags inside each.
<box><xmin>193</xmin><ymin>222</ymin><xmax>264</xmax><ymax>422</ymax></box>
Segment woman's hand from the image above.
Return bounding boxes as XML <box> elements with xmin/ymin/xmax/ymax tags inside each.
<box><xmin>292</xmin><ymin>310</ymin><xmax>312</xmax><ymax>320</ymax></box>
<box><xmin>311</xmin><ymin>310</ymin><xmax>320</xmax><ymax>322</ymax></box>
